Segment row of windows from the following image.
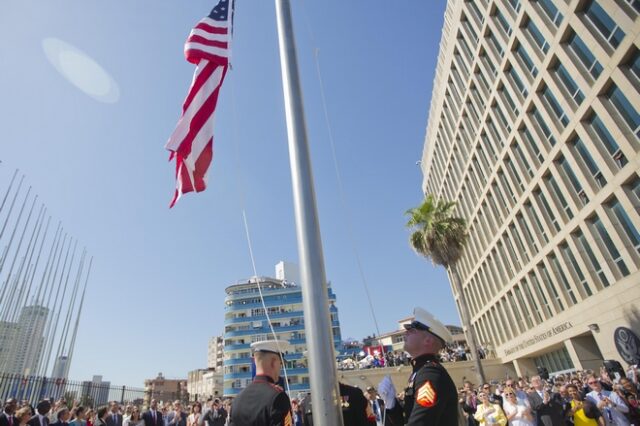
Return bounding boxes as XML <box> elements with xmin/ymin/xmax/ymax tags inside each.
<box><xmin>459</xmin><ymin>179</ymin><xmax>639</xmax><ymax>347</ymax></box>
<box><xmin>427</xmin><ymin>29</ymin><xmax>639</xmax><ymax>198</ymax></box>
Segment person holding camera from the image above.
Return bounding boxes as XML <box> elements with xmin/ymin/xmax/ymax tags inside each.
<box><xmin>585</xmin><ymin>374</ymin><xmax>629</xmax><ymax>426</ymax></box>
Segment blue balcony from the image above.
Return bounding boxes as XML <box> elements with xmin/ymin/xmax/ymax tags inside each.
<box><xmin>225</xmin><ymin>310</ymin><xmax>304</xmax><ymax>325</ymax></box>
<box><xmin>223</xmin><ymin>357</ymin><xmax>252</xmax><ymax>366</ymax></box>
<box><xmin>223</xmin><ymin>388</ymin><xmax>242</xmax><ymax>396</ymax></box>
<box><xmin>224</xmin><ymin>343</ymin><xmax>250</xmax><ymax>351</ymax></box>
<box><xmin>224</xmin><ymin>371</ymin><xmax>252</xmax><ymax>380</ymax></box>
<box><xmin>225</xmin><ymin>296</ymin><xmax>303</xmax><ymax>311</ymax></box>
<box><xmin>282</xmin><ymin>368</ymin><xmax>308</xmax><ymax>375</ymax></box>
<box><xmin>225</xmin><ymin>323</ymin><xmax>305</xmax><ymax>337</ymax></box>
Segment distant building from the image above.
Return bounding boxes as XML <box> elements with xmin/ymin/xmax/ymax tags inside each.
<box><xmin>144</xmin><ymin>373</ymin><xmax>187</xmax><ymax>405</ymax></box>
<box><xmin>187</xmin><ymin>368</ymin><xmax>223</xmax><ymax>401</ymax></box>
<box><xmin>0</xmin><ymin>305</ymin><xmax>49</xmax><ymax>375</ymax></box>
<box><xmin>275</xmin><ymin>261</ymin><xmax>300</xmax><ymax>284</ymax></box>
<box><xmin>81</xmin><ymin>375</ymin><xmax>111</xmax><ymax>407</ymax></box>
<box><xmin>207</xmin><ymin>336</ymin><xmax>224</xmax><ymax>370</ymax></box>
<box><xmin>52</xmin><ymin>356</ymin><xmax>69</xmax><ymax>379</ymax></box>
<box><xmin>223</xmin><ymin>262</ymin><xmax>342</xmax><ymax>396</ymax></box>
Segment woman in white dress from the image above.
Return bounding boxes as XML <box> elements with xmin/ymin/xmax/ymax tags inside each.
<box><xmin>123</xmin><ymin>408</ymin><xmax>143</xmax><ymax>426</ymax></box>
<box><xmin>187</xmin><ymin>402</ymin><xmax>202</xmax><ymax>426</ymax></box>
<box><xmin>502</xmin><ymin>387</ymin><xmax>534</xmax><ymax>426</ymax></box>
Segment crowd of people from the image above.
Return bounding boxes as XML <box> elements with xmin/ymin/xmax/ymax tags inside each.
<box><xmin>338</xmin><ymin>343</ymin><xmax>493</xmax><ymax>370</ymax></box>
<box><xmin>2</xmin><ymin>367</ymin><xmax>639</xmax><ymax>426</ymax></box>
<box><xmin>0</xmin><ymin>398</ymin><xmax>233</xmax><ymax>426</ymax></box>
<box><xmin>457</xmin><ymin>367</ymin><xmax>640</xmax><ymax>426</ymax></box>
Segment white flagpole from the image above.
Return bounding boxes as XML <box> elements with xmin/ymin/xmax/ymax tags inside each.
<box><xmin>274</xmin><ymin>1</ymin><xmax>343</xmax><ymax>425</ymax></box>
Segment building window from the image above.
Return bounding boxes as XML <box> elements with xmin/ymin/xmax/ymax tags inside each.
<box><xmin>572</xmin><ymin>137</ymin><xmax>607</xmax><ymax>188</ymax></box>
<box><xmin>534</xmin><ymin>188</ymin><xmax>561</xmax><ymax>232</ymax></box>
<box><xmin>608</xmin><ymin>198</ymin><xmax>640</xmax><ymax>254</ymax></box>
<box><xmin>494</xmin><ymin>8</ymin><xmax>513</xmax><ymax>37</ymax></box>
<box><xmin>567</xmin><ymin>32</ymin><xmax>603</xmax><ymax>79</ymax></box>
<box><xmin>493</xmin><ymin>102</ymin><xmax>512</xmax><ymax>133</ymax></box>
<box><xmin>507</xmin><ymin>291</ymin><xmax>525</xmax><ymax>333</ymax></box>
<box><xmin>531</xmin><ymin>107</ymin><xmax>556</xmax><ymax>145</ymax></box>
<box><xmin>517</xmin><ymin>213</ymin><xmax>538</xmax><ymax>253</ymax></box>
<box><xmin>530</xmin><ymin>273</ymin><xmax>553</xmax><ymax>317</ymax></box>
<box><xmin>507</xmin><ymin>0</ymin><xmax>522</xmax><ymax>13</ymax></box>
<box><xmin>535</xmin><ymin>0</ymin><xmax>563</xmax><ymax>26</ymax></box>
<box><xmin>462</xmin><ymin>17</ymin><xmax>480</xmax><ymax>44</ymax></box>
<box><xmin>525</xmin><ymin>19</ymin><xmax>550</xmax><ymax>54</ymax></box>
<box><xmin>630</xmin><ymin>49</ymin><xmax>640</xmax><ymax>83</ymax></box>
<box><xmin>560</xmin><ymin>242</ymin><xmax>593</xmax><ymax>297</ymax></box>
<box><xmin>508</xmin><ymin>64</ymin><xmax>529</xmax><ymax>98</ymax></box>
<box><xmin>623</xmin><ymin>0</ymin><xmax>640</xmax><ymax>13</ymax></box>
<box><xmin>547</xmin><ymin>174</ymin><xmax>573</xmax><ymax>219</ymax></box>
<box><xmin>549</xmin><ymin>253</ymin><xmax>578</xmax><ymax>305</ymax></box>
<box><xmin>588</xmin><ymin>115</ymin><xmax>627</xmax><ymax>167</ymax></box>
<box><xmin>558</xmin><ymin>156</ymin><xmax>589</xmax><ymax>205</ymax></box>
<box><xmin>554</xmin><ymin>62</ymin><xmax>585</xmax><ymax>105</ymax></box>
<box><xmin>538</xmin><ymin>262</ymin><xmax>565</xmax><ymax>311</ymax></box>
<box><xmin>487</xmin><ymin>31</ymin><xmax>505</xmax><ymax>58</ymax></box>
<box><xmin>584</xmin><ymin>0</ymin><xmax>626</xmax><ymax>48</ymax></box>
<box><xmin>541</xmin><ymin>86</ymin><xmax>570</xmax><ymax>127</ymax></box>
<box><xmin>521</xmin><ymin>279</ymin><xmax>543</xmax><ymax>323</ymax></box>
<box><xmin>606</xmin><ymin>84</ymin><xmax>640</xmax><ymax>139</ymax></box>
<box><xmin>515</xmin><ymin>43</ymin><xmax>538</xmax><ymax>78</ymax></box>
<box><xmin>575</xmin><ymin>229</ymin><xmax>610</xmax><ymax>287</ymax></box>
<box><xmin>520</xmin><ymin>126</ymin><xmax>544</xmax><ymax>163</ymax></box>
<box><xmin>505</xmin><ymin>157</ymin><xmax>524</xmax><ymax>193</ymax></box>
<box><xmin>591</xmin><ymin>215</ymin><xmax>630</xmax><ymax>276</ymax></box>
<box><xmin>466</xmin><ymin>0</ymin><xmax>486</xmax><ymax>26</ymax></box>
<box><xmin>513</xmin><ymin>143</ymin><xmax>534</xmax><ymax>179</ymax></box>
<box><xmin>525</xmin><ymin>201</ymin><xmax>549</xmax><ymax>244</ymax></box>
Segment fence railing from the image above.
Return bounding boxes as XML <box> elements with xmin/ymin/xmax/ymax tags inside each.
<box><xmin>0</xmin><ymin>374</ymin><xmax>148</xmax><ymax>407</ymax></box>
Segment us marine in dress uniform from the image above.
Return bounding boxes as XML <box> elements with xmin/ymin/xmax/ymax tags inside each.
<box><xmin>383</xmin><ymin>307</ymin><xmax>458</xmax><ymax>426</ymax></box>
<box><xmin>231</xmin><ymin>340</ymin><xmax>294</xmax><ymax>426</ymax></box>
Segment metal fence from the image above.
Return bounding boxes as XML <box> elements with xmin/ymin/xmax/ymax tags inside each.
<box><xmin>0</xmin><ymin>374</ymin><xmax>147</xmax><ymax>407</ymax></box>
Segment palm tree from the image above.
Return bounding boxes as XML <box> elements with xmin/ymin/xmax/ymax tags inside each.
<box><xmin>405</xmin><ymin>194</ymin><xmax>486</xmax><ymax>385</ymax></box>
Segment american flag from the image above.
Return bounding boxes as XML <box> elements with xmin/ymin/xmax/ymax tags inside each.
<box><xmin>165</xmin><ymin>0</ymin><xmax>232</xmax><ymax>207</ymax></box>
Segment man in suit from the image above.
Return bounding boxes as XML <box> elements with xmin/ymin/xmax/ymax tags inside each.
<box><xmin>0</xmin><ymin>398</ymin><xmax>18</xmax><ymax>426</ymax></box>
<box><xmin>105</xmin><ymin>403</ymin><xmax>121</xmax><ymax>426</ymax></box>
<box><xmin>142</xmin><ymin>400</ymin><xmax>163</xmax><ymax>426</ymax></box>
<box><xmin>202</xmin><ymin>400</ymin><xmax>226</xmax><ymax>426</ymax></box>
<box><xmin>527</xmin><ymin>376</ymin><xmax>565</xmax><ymax>426</ymax></box>
<box><xmin>27</xmin><ymin>401</ymin><xmax>51</xmax><ymax>426</ymax></box>
<box><xmin>49</xmin><ymin>409</ymin><xmax>70</xmax><ymax>426</ymax></box>
<box><xmin>365</xmin><ymin>386</ymin><xmax>390</xmax><ymax>426</ymax></box>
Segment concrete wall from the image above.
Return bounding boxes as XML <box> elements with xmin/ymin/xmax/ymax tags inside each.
<box><xmin>338</xmin><ymin>358</ymin><xmax>517</xmax><ymax>391</ymax></box>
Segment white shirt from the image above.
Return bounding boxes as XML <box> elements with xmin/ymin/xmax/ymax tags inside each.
<box><xmin>586</xmin><ymin>390</ymin><xmax>630</xmax><ymax>426</ymax></box>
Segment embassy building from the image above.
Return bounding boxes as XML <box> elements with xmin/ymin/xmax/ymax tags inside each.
<box><xmin>420</xmin><ymin>0</ymin><xmax>640</xmax><ymax>376</ymax></box>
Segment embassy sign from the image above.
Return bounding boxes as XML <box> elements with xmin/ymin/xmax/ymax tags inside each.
<box><xmin>504</xmin><ymin>322</ymin><xmax>573</xmax><ymax>356</ymax></box>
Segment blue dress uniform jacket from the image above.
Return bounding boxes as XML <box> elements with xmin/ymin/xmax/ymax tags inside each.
<box><xmin>231</xmin><ymin>375</ymin><xmax>293</xmax><ymax>426</ymax></box>
<box><xmin>387</xmin><ymin>354</ymin><xmax>458</xmax><ymax>426</ymax></box>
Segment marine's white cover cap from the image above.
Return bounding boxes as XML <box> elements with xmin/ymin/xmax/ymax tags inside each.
<box><xmin>251</xmin><ymin>340</ymin><xmax>291</xmax><ymax>357</ymax></box>
<box><xmin>404</xmin><ymin>307</ymin><xmax>453</xmax><ymax>344</ymax></box>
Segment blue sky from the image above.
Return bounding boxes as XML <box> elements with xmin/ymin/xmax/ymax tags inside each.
<box><xmin>0</xmin><ymin>0</ymin><xmax>452</xmax><ymax>386</ymax></box>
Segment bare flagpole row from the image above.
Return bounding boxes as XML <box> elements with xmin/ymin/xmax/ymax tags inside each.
<box><xmin>0</xmin><ymin>166</ymin><xmax>93</xmax><ymax>384</ymax></box>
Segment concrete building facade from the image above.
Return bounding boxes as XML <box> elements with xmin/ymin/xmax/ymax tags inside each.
<box><xmin>421</xmin><ymin>0</ymin><xmax>640</xmax><ymax>377</ymax></box>
<box><xmin>207</xmin><ymin>336</ymin><xmax>224</xmax><ymax>371</ymax></box>
<box><xmin>223</xmin><ymin>263</ymin><xmax>342</xmax><ymax>396</ymax></box>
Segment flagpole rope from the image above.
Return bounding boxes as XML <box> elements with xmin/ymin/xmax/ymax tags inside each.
<box><xmin>299</xmin><ymin>0</ymin><xmax>382</xmax><ymax>339</ymax></box>
<box><xmin>228</xmin><ymin>50</ymin><xmax>292</xmax><ymax>396</ymax></box>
